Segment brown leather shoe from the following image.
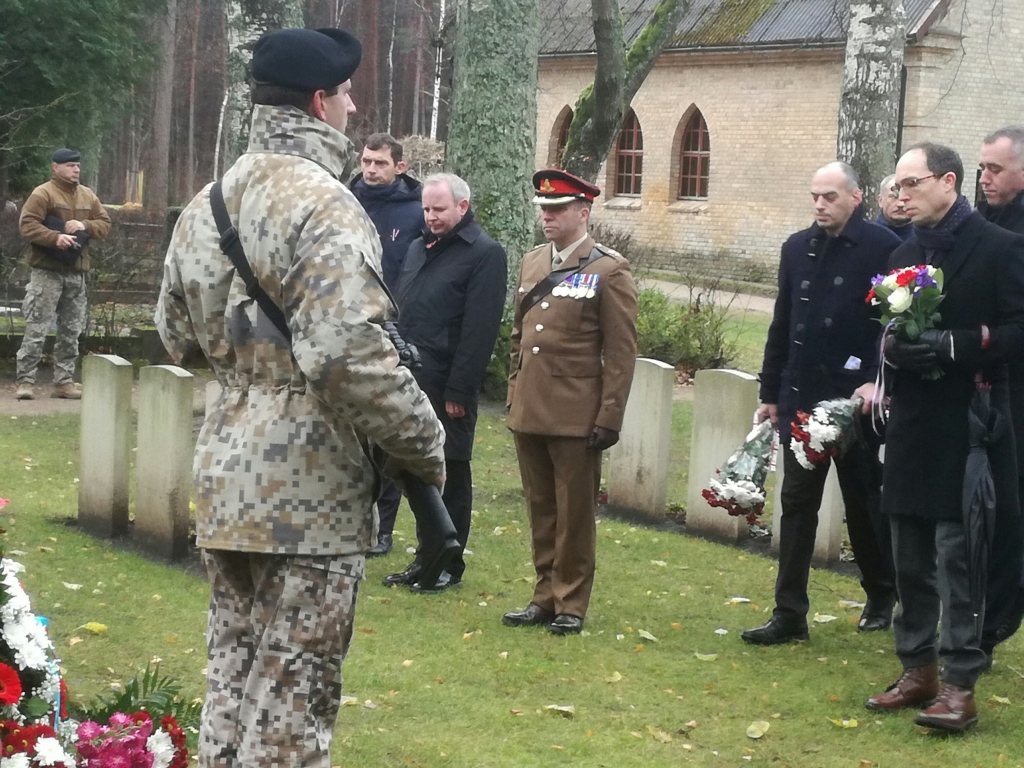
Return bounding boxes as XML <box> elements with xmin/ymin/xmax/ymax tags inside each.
<box><xmin>865</xmin><ymin>663</ymin><xmax>939</xmax><ymax>711</ymax></box>
<box><xmin>914</xmin><ymin>683</ymin><xmax>977</xmax><ymax>733</ymax></box>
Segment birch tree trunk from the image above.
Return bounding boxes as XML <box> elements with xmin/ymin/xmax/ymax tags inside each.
<box><xmin>560</xmin><ymin>0</ymin><xmax>689</xmax><ymax>183</ymax></box>
<box><xmin>147</xmin><ymin>0</ymin><xmax>178</xmax><ymax>211</ymax></box>
<box><xmin>446</xmin><ymin>0</ymin><xmax>539</xmax><ymax>283</ymax></box>
<box><xmin>837</xmin><ymin>0</ymin><xmax>906</xmax><ymax>217</ymax></box>
<box><xmin>222</xmin><ymin>0</ymin><xmax>303</xmax><ymax>171</ymax></box>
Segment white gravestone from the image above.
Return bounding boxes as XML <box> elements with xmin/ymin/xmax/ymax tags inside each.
<box><xmin>607</xmin><ymin>358</ymin><xmax>675</xmax><ymax>521</ymax></box>
<box><xmin>136</xmin><ymin>365</ymin><xmax>194</xmax><ymax>560</ymax></box>
<box><xmin>78</xmin><ymin>355</ymin><xmax>133</xmax><ymax>538</ymax></box>
<box><xmin>686</xmin><ymin>369</ymin><xmax>760</xmax><ymax>543</ymax></box>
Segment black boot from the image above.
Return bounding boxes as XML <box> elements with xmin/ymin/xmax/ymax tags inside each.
<box><xmin>366</xmin><ymin>534</ymin><xmax>393</xmax><ymax>558</ymax></box>
<box><xmin>858</xmin><ymin>595</ymin><xmax>896</xmax><ymax>632</ymax></box>
<box><xmin>382</xmin><ymin>561</ymin><xmax>422</xmax><ymax>587</ymax></box>
<box><xmin>741</xmin><ymin>615</ymin><xmax>809</xmax><ymax>646</ymax></box>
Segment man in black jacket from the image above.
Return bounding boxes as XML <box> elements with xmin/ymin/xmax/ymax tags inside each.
<box><xmin>866</xmin><ymin>143</ymin><xmax>1024</xmax><ymax>732</ymax></box>
<box><xmin>743</xmin><ymin>162</ymin><xmax>900</xmax><ymax>647</ymax></box>
<box><xmin>350</xmin><ymin>133</ymin><xmax>425</xmax><ymax>557</ymax></box>
<box><xmin>876</xmin><ymin>174</ymin><xmax>914</xmax><ymax>242</ymax></box>
<box><xmin>382</xmin><ymin>173</ymin><xmax>507</xmax><ymax>592</ymax></box>
<box><xmin>977</xmin><ymin>126</ymin><xmax>1024</xmax><ymax>657</ymax></box>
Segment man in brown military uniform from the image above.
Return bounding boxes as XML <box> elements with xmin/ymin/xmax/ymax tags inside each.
<box><xmin>502</xmin><ymin>170</ymin><xmax>638</xmax><ymax>635</ymax></box>
<box><xmin>156</xmin><ymin>28</ymin><xmax>445</xmax><ymax>768</ymax></box>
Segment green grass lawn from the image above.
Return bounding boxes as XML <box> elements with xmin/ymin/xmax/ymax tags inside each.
<box><xmin>2</xmin><ymin>412</ymin><xmax>1023</xmax><ymax>767</ymax></box>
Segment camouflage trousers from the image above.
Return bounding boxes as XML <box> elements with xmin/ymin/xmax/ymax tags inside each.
<box><xmin>16</xmin><ymin>267</ymin><xmax>87</xmax><ymax>385</ymax></box>
<box><xmin>200</xmin><ymin>549</ymin><xmax>364</xmax><ymax>768</ymax></box>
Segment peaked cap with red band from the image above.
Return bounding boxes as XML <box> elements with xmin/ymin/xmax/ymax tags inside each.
<box><xmin>532</xmin><ymin>169</ymin><xmax>601</xmax><ymax>206</ymax></box>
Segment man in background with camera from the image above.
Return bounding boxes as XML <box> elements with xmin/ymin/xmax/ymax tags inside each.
<box><xmin>16</xmin><ymin>148</ymin><xmax>110</xmax><ymax>400</ymax></box>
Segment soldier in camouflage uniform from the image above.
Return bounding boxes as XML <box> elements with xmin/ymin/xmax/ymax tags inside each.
<box><xmin>155</xmin><ymin>28</ymin><xmax>445</xmax><ymax>768</ymax></box>
<box><xmin>16</xmin><ymin>148</ymin><xmax>111</xmax><ymax>400</ymax></box>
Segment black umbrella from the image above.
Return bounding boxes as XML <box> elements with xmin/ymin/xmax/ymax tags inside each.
<box><xmin>962</xmin><ymin>378</ymin><xmax>1006</xmax><ymax>638</ymax></box>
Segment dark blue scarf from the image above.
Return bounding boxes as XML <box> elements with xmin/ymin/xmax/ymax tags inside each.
<box><xmin>913</xmin><ymin>195</ymin><xmax>974</xmax><ymax>256</ymax></box>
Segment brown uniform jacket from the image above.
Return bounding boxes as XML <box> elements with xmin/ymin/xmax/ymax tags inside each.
<box><xmin>506</xmin><ymin>236</ymin><xmax>638</xmax><ymax>437</ymax></box>
<box><xmin>19</xmin><ymin>176</ymin><xmax>110</xmax><ymax>272</ymax></box>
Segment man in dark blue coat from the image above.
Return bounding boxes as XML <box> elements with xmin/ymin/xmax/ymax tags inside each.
<box><xmin>866</xmin><ymin>143</ymin><xmax>1024</xmax><ymax>732</ymax></box>
<box><xmin>977</xmin><ymin>125</ymin><xmax>1024</xmax><ymax>655</ymax></box>
<box><xmin>350</xmin><ymin>133</ymin><xmax>425</xmax><ymax>557</ymax></box>
<box><xmin>382</xmin><ymin>172</ymin><xmax>507</xmax><ymax>592</ymax></box>
<box><xmin>743</xmin><ymin>162</ymin><xmax>900</xmax><ymax>647</ymax></box>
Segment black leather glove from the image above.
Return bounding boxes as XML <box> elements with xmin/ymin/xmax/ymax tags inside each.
<box><xmin>587</xmin><ymin>426</ymin><xmax>619</xmax><ymax>451</ymax></box>
<box><xmin>917</xmin><ymin>329</ymin><xmax>954</xmax><ymax>363</ymax></box>
<box><xmin>884</xmin><ymin>334</ymin><xmax>937</xmax><ymax>372</ymax></box>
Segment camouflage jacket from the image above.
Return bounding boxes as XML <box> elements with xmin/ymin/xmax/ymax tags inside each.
<box><xmin>156</xmin><ymin>105</ymin><xmax>445</xmax><ymax>556</ymax></box>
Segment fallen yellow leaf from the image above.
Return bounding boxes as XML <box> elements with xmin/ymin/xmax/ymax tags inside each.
<box><xmin>646</xmin><ymin>725</ymin><xmax>672</xmax><ymax>743</ymax></box>
<box><xmin>671</xmin><ymin>622</ymin><xmax>682</xmax><ymax>630</ymax></box>
<box><xmin>990</xmin><ymin>695</ymin><xmax>1011</xmax><ymax>705</ymax></box>
<box><xmin>638</xmin><ymin>630</ymin><xmax>658</xmax><ymax>642</ymax></box>
<box><xmin>605</xmin><ymin>671</ymin><xmax>623</xmax><ymax>683</ymax></box>
<box><xmin>694</xmin><ymin>652</ymin><xmax>717</xmax><ymax>661</ymax></box>
<box><xmin>68</xmin><ymin>636</ymin><xmax>83</xmax><ymax>646</ymax></box>
<box><xmin>80</xmin><ymin>622</ymin><xmax>107</xmax><ymax>635</ymax></box>
<box><xmin>544</xmin><ymin>704</ymin><xmax>575</xmax><ymax>719</ymax></box>
<box><xmin>746</xmin><ymin>720</ymin><xmax>770</xmax><ymax>739</ymax></box>
<box><xmin>829</xmin><ymin>718</ymin><xmax>858</xmax><ymax>728</ymax></box>
<box><xmin>402</xmin><ymin>659</ymin><xmax>414</xmax><ymax>668</ymax></box>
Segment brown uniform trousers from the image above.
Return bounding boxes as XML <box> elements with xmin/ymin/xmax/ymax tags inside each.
<box><xmin>507</xmin><ymin>236</ymin><xmax>638</xmax><ymax>618</ymax></box>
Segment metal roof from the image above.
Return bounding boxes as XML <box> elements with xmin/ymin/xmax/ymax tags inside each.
<box><xmin>540</xmin><ymin>0</ymin><xmax>944</xmax><ymax>55</ymax></box>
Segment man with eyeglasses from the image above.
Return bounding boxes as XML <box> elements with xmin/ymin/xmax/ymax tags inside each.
<box><xmin>975</xmin><ymin>126</ymin><xmax>1024</xmax><ymax>664</ymax></box>
<box><xmin>744</xmin><ymin>162</ymin><xmax>900</xmax><ymax>647</ymax></box>
<box><xmin>867</xmin><ymin>142</ymin><xmax>1024</xmax><ymax>733</ymax></box>
<box><xmin>876</xmin><ymin>174</ymin><xmax>913</xmax><ymax>241</ymax></box>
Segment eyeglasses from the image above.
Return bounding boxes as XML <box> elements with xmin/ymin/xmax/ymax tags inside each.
<box><xmin>891</xmin><ymin>174</ymin><xmax>939</xmax><ymax>194</ymax></box>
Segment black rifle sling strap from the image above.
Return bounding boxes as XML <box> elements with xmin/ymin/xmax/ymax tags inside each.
<box><xmin>209</xmin><ymin>178</ymin><xmax>292</xmax><ymax>344</ymax></box>
<box><xmin>517</xmin><ymin>246</ymin><xmax>609</xmax><ymax>320</ymax></box>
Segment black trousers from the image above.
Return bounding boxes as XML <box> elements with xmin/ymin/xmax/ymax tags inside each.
<box><xmin>775</xmin><ymin>440</ymin><xmax>895</xmax><ymax>620</ymax></box>
<box><xmin>890</xmin><ymin>515</ymin><xmax>988</xmax><ymax>689</ymax></box>
<box><xmin>412</xmin><ymin>459</ymin><xmax>473</xmax><ymax>580</ymax></box>
<box><xmin>982</xmin><ymin>475</ymin><xmax>1024</xmax><ymax>645</ymax></box>
<box><xmin>376</xmin><ymin>478</ymin><xmax>402</xmax><ymax>537</ymax></box>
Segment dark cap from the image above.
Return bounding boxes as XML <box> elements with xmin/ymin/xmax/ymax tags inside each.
<box><xmin>52</xmin><ymin>149</ymin><xmax>81</xmax><ymax>164</ymax></box>
<box><xmin>251</xmin><ymin>27</ymin><xmax>361</xmax><ymax>92</ymax></box>
<box><xmin>532</xmin><ymin>169</ymin><xmax>601</xmax><ymax>206</ymax></box>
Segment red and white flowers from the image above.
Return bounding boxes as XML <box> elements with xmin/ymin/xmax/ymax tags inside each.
<box><xmin>789</xmin><ymin>398</ymin><xmax>861</xmax><ymax>470</ymax></box>
<box><xmin>702</xmin><ymin>420</ymin><xmax>776</xmax><ymax>525</ymax></box>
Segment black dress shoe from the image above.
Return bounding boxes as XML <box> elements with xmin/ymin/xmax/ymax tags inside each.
<box><xmin>409</xmin><ymin>570</ymin><xmax>461</xmax><ymax>594</ymax></box>
<box><xmin>548</xmin><ymin>614</ymin><xmax>584</xmax><ymax>635</ymax></box>
<box><xmin>858</xmin><ymin>596</ymin><xmax>895</xmax><ymax>632</ymax></box>
<box><xmin>382</xmin><ymin>561</ymin><xmax>422</xmax><ymax>587</ymax></box>
<box><xmin>741</xmin><ymin>616</ymin><xmax>809</xmax><ymax>646</ymax></box>
<box><xmin>503</xmin><ymin>604</ymin><xmax>556</xmax><ymax>627</ymax></box>
<box><xmin>366</xmin><ymin>534</ymin><xmax>393</xmax><ymax>558</ymax></box>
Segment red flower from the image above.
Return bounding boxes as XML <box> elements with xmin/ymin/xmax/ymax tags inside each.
<box><xmin>0</xmin><ymin>664</ymin><xmax>22</xmax><ymax>706</ymax></box>
<box><xmin>895</xmin><ymin>269</ymin><xmax>916</xmax><ymax>287</ymax></box>
<box><xmin>865</xmin><ymin>289</ymin><xmax>876</xmax><ymax>304</ymax></box>
<box><xmin>160</xmin><ymin>714</ymin><xmax>189</xmax><ymax>768</ymax></box>
<box><xmin>59</xmin><ymin>678</ymin><xmax>69</xmax><ymax>720</ymax></box>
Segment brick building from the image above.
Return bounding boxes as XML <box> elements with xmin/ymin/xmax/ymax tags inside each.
<box><xmin>536</xmin><ymin>0</ymin><xmax>1024</xmax><ymax>282</ymax></box>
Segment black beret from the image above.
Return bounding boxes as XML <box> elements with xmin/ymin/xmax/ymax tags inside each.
<box><xmin>52</xmin><ymin>149</ymin><xmax>81</xmax><ymax>164</ymax></box>
<box><xmin>251</xmin><ymin>27</ymin><xmax>361</xmax><ymax>91</ymax></box>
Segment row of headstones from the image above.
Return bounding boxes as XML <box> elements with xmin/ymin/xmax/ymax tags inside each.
<box><xmin>607</xmin><ymin>361</ymin><xmax>844</xmax><ymax>565</ymax></box>
<box><xmin>78</xmin><ymin>355</ymin><xmax>194</xmax><ymax>560</ymax></box>
<box><xmin>77</xmin><ymin>355</ymin><xmax>843</xmax><ymax>563</ymax></box>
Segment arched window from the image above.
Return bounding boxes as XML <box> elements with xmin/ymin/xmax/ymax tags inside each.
<box><xmin>678</xmin><ymin>109</ymin><xmax>710</xmax><ymax>199</ymax></box>
<box><xmin>552</xmin><ymin>107</ymin><xmax>573</xmax><ymax>168</ymax></box>
<box><xmin>614</xmin><ymin>109</ymin><xmax>643</xmax><ymax>196</ymax></box>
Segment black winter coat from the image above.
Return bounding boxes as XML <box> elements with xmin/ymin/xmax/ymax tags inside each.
<box><xmin>981</xmin><ymin>191</ymin><xmax>1024</xmax><ymax>475</ymax></box>
<box><xmin>395</xmin><ymin>217</ymin><xmax>507</xmax><ymax>460</ymax></box>
<box><xmin>349</xmin><ymin>173</ymin><xmax>423</xmax><ymax>291</ymax></box>
<box><xmin>760</xmin><ymin>212</ymin><xmax>901</xmax><ymax>442</ymax></box>
<box><xmin>882</xmin><ymin>212</ymin><xmax>1024</xmax><ymax>520</ymax></box>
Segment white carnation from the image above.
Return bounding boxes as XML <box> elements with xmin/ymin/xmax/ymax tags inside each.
<box><xmin>148</xmin><ymin>729</ymin><xmax>177</xmax><ymax>768</ymax></box>
<box><xmin>0</xmin><ymin>754</ymin><xmax>31</xmax><ymax>768</ymax></box>
<box><xmin>34</xmin><ymin>736</ymin><xmax>72</xmax><ymax>766</ymax></box>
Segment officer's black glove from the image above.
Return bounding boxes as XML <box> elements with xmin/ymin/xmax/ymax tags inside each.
<box><xmin>884</xmin><ymin>334</ymin><xmax>936</xmax><ymax>372</ymax></box>
<box><xmin>587</xmin><ymin>426</ymin><xmax>619</xmax><ymax>451</ymax></box>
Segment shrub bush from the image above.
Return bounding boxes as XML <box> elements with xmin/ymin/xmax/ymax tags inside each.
<box><xmin>635</xmin><ymin>287</ymin><xmax>734</xmax><ymax>373</ymax></box>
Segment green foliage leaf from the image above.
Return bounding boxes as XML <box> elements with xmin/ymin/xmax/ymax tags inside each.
<box><xmin>21</xmin><ymin>696</ymin><xmax>52</xmax><ymax>719</ymax></box>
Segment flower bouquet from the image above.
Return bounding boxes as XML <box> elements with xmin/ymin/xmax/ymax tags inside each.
<box><xmin>702</xmin><ymin>420</ymin><xmax>775</xmax><ymax>525</ymax></box>
<box><xmin>72</xmin><ymin>711</ymin><xmax>187</xmax><ymax>768</ymax></box>
<box><xmin>789</xmin><ymin>398</ymin><xmax>861</xmax><ymax>470</ymax></box>
<box><xmin>867</xmin><ymin>264</ymin><xmax>946</xmax><ymax>380</ymax></box>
